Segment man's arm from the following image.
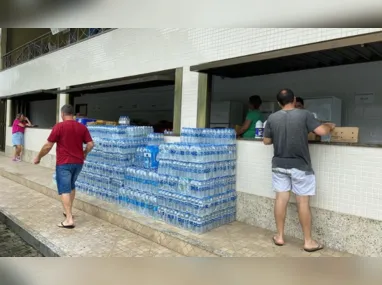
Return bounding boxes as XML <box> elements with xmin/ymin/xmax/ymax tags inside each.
<box><xmin>263</xmin><ymin>119</ymin><xmax>272</xmax><ymax>145</ymax></box>
<box><xmin>34</xmin><ymin>141</ymin><xmax>54</xmax><ymax>164</ymax></box>
<box><xmin>305</xmin><ymin>111</ymin><xmax>335</xmax><ymax>136</ymax></box>
<box><xmin>263</xmin><ymin>137</ymin><xmax>273</xmax><ymax>145</ymax></box>
<box><xmin>83</xmin><ymin>141</ymin><xmax>94</xmax><ymax>159</ymax></box>
<box><xmin>313</xmin><ymin>123</ymin><xmax>336</xmax><ymax>136</ymax></box>
<box><xmin>236</xmin><ymin>120</ymin><xmax>251</xmax><ymax>136</ymax></box>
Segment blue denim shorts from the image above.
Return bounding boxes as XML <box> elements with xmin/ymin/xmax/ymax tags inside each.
<box><xmin>12</xmin><ymin>132</ymin><xmax>24</xmax><ymax>146</ymax></box>
<box><xmin>56</xmin><ymin>164</ymin><xmax>83</xmax><ymax>195</ymax></box>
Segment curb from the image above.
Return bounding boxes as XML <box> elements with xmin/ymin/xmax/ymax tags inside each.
<box><xmin>0</xmin><ymin>209</ymin><xmax>65</xmax><ymax>257</ymax></box>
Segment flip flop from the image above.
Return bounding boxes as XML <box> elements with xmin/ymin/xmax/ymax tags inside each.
<box><xmin>304</xmin><ymin>244</ymin><xmax>324</xmax><ymax>253</ymax></box>
<box><xmin>272</xmin><ymin>236</ymin><xmax>284</xmax><ymax>246</ymax></box>
<box><xmin>58</xmin><ymin>222</ymin><xmax>75</xmax><ymax>229</ymax></box>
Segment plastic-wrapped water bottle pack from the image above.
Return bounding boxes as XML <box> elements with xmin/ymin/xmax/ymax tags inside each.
<box><xmin>157</xmin><ymin>206</ymin><xmax>236</xmax><ymax>234</ymax></box>
<box><xmin>157</xmin><ymin>160</ymin><xmax>236</xmax><ymax>181</ymax></box>
<box><xmin>157</xmin><ymin>143</ymin><xmax>237</xmax><ymax>163</ymax></box>
<box><xmin>158</xmin><ymin>175</ymin><xmax>236</xmax><ymax>198</ymax></box>
<box><xmin>147</xmin><ymin>133</ymin><xmax>165</xmax><ymax>146</ymax></box>
<box><xmin>134</xmin><ymin>145</ymin><xmax>160</xmax><ymax>170</ymax></box>
<box><xmin>88</xmin><ymin>125</ymin><xmax>153</xmax><ymax>139</ymax></box>
<box><xmin>181</xmin><ymin>128</ymin><xmax>236</xmax><ymax>145</ymax></box>
<box><xmin>154</xmin><ymin>128</ymin><xmax>237</xmax><ymax>233</ymax></box>
<box><xmin>124</xmin><ymin>167</ymin><xmax>159</xmax><ymax>194</ymax></box>
<box><xmin>157</xmin><ymin>189</ymin><xmax>237</xmax><ymax>217</ymax></box>
<box><xmin>118</xmin><ymin>187</ymin><xmax>158</xmax><ymax>218</ymax></box>
<box><xmin>77</xmin><ymin>126</ymin><xmax>237</xmax><ymax>234</ymax></box>
<box><xmin>76</xmin><ymin>125</ymin><xmax>154</xmax><ymax>204</ymax></box>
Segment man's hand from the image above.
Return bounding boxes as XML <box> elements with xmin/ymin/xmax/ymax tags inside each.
<box><xmin>325</xmin><ymin>123</ymin><xmax>336</xmax><ymax>131</ymax></box>
<box><xmin>33</xmin><ymin>157</ymin><xmax>41</xmax><ymax>165</ymax></box>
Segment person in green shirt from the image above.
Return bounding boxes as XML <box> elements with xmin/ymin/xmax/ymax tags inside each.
<box><xmin>237</xmin><ymin>95</ymin><xmax>263</xmax><ymax>138</ymax></box>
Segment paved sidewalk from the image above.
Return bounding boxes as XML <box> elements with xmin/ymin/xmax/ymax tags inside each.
<box><xmin>0</xmin><ymin>156</ymin><xmax>352</xmax><ymax>257</ymax></box>
<box><xmin>0</xmin><ymin>176</ymin><xmax>181</xmax><ymax>257</ymax></box>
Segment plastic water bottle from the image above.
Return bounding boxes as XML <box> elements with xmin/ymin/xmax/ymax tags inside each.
<box><xmin>255</xmin><ymin>120</ymin><xmax>264</xmax><ymax>138</ymax></box>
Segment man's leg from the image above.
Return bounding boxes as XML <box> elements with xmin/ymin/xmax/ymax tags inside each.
<box><xmin>61</xmin><ymin>193</ymin><xmax>74</xmax><ymax>225</ymax></box>
<box><xmin>295</xmin><ymin>196</ymin><xmax>322</xmax><ymax>250</ymax></box>
<box><xmin>70</xmin><ymin>190</ymin><xmax>76</xmax><ymax>212</ymax></box>
<box><xmin>56</xmin><ymin>166</ymin><xmax>75</xmax><ymax>227</ymax></box>
<box><xmin>292</xmin><ymin>169</ymin><xmax>322</xmax><ymax>251</ymax></box>
<box><xmin>274</xmin><ymin>191</ymin><xmax>290</xmax><ymax>245</ymax></box>
<box><xmin>272</xmin><ymin>169</ymin><xmax>292</xmax><ymax>245</ymax></box>
<box><xmin>69</xmin><ymin>164</ymin><xmax>83</xmax><ymax>216</ymax></box>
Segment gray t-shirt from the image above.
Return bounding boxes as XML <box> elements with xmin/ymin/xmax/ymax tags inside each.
<box><xmin>264</xmin><ymin>109</ymin><xmax>321</xmax><ymax>172</ymax></box>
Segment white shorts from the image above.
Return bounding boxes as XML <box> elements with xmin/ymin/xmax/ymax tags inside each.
<box><xmin>272</xmin><ymin>168</ymin><xmax>316</xmax><ymax>196</ymax></box>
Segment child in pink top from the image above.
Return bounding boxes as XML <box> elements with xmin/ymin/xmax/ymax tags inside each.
<box><xmin>11</xmin><ymin>114</ymin><xmax>32</xmax><ymax>161</ymax></box>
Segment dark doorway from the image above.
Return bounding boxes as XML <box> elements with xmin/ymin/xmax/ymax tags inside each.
<box><xmin>75</xmin><ymin>104</ymin><xmax>88</xmax><ymax>116</ymax></box>
<box><xmin>0</xmin><ymin>100</ymin><xmax>6</xmax><ymax>152</ymax></box>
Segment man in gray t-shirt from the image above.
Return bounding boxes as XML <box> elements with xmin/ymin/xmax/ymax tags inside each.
<box><xmin>263</xmin><ymin>88</ymin><xmax>335</xmax><ymax>253</ymax></box>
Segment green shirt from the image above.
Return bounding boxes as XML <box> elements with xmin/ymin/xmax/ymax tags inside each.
<box><xmin>242</xmin><ymin>110</ymin><xmax>263</xmax><ymax>138</ymax></box>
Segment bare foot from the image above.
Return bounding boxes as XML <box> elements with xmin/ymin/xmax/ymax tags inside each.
<box><xmin>272</xmin><ymin>235</ymin><xmax>285</xmax><ymax>246</ymax></box>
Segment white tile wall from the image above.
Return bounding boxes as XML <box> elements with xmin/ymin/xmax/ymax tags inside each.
<box><xmin>6</xmin><ymin>127</ymin><xmax>56</xmax><ymax>153</ymax></box>
<box><xmin>1</xmin><ymin>28</ymin><xmax>382</xmax><ymax>128</ymax></box>
<box><xmin>237</xmin><ymin>140</ymin><xmax>382</xmax><ymax>221</ymax></box>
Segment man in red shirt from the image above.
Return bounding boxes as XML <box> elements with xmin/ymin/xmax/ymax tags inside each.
<box><xmin>34</xmin><ymin>105</ymin><xmax>94</xmax><ymax>229</ymax></box>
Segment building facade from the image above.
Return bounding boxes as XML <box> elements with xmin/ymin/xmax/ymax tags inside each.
<box><xmin>1</xmin><ymin>28</ymin><xmax>382</xmax><ymax>255</ymax></box>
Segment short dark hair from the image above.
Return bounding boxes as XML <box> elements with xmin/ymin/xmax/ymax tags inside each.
<box><xmin>249</xmin><ymin>95</ymin><xmax>262</xmax><ymax>109</ymax></box>
<box><xmin>276</xmin><ymin>89</ymin><xmax>295</xmax><ymax>106</ymax></box>
<box><xmin>296</xmin><ymin>97</ymin><xmax>304</xmax><ymax>106</ymax></box>
<box><xmin>61</xmin><ymin>104</ymin><xmax>74</xmax><ymax>116</ymax></box>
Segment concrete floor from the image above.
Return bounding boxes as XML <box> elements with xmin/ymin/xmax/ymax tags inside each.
<box><xmin>0</xmin><ymin>176</ymin><xmax>180</xmax><ymax>257</ymax></box>
<box><xmin>0</xmin><ymin>156</ymin><xmax>353</xmax><ymax>257</ymax></box>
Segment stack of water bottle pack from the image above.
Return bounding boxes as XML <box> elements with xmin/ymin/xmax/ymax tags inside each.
<box><xmin>156</xmin><ymin>128</ymin><xmax>237</xmax><ymax>234</ymax></box>
<box><xmin>118</xmin><ymin>133</ymin><xmax>164</xmax><ymax>216</ymax></box>
<box><xmin>76</xmin><ymin>125</ymin><xmax>153</xmax><ymax>202</ymax></box>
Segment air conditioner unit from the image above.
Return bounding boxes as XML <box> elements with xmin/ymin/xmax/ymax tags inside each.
<box><xmin>50</xmin><ymin>28</ymin><xmax>69</xmax><ymax>35</ymax></box>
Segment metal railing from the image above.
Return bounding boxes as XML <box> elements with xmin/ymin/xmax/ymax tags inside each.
<box><xmin>2</xmin><ymin>28</ymin><xmax>114</xmax><ymax>70</ymax></box>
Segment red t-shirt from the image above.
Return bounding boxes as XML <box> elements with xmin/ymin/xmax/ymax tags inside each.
<box><xmin>48</xmin><ymin>120</ymin><xmax>93</xmax><ymax>166</ymax></box>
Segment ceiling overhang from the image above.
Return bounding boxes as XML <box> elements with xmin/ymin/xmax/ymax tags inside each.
<box><xmin>190</xmin><ymin>31</ymin><xmax>382</xmax><ymax>78</ymax></box>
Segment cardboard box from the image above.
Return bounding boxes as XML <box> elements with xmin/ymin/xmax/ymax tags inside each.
<box><xmin>330</xmin><ymin>127</ymin><xmax>359</xmax><ymax>143</ymax></box>
<box><xmin>308</xmin><ymin>132</ymin><xmax>320</xmax><ymax>141</ymax></box>
<box><xmin>88</xmin><ymin>120</ymin><xmax>117</xmax><ymax>126</ymax></box>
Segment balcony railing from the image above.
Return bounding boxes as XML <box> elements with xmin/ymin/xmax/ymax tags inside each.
<box><xmin>2</xmin><ymin>28</ymin><xmax>115</xmax><ymax>70</ymax></box>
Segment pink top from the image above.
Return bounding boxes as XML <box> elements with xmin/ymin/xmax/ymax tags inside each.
<box><xmin>12</xmin><ymin>119</ymin><xmax>26</xmax><ymax>134</ymax></box>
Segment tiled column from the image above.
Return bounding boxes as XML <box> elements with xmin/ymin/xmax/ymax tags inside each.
<box><xmin>180</xmin><ymin>68</ymin><xmax>206</xmax><ymax>128</ymax></box>
<box><xmin>6</xmin><ymin>99</ymin><xmax>12</xmax><ymax>126</ymax></box>
<box><xmin>0</xmin><ymin>28</ymin><xmax>7</xmax><ymax>70</ymax></box>
<box><xmin>196</xmin><ymin>73</ymin><xmax>212</xmax><ymax>128</ymax></box>
<box><xmin>57</xmin><ymin>87</ymin><xmax>69</xmax><ymax>123</ymax></box>
<box><xmin>172</xmin><ymin>67</ymin><xmax>183</xmax><ymax>135</ymax></box>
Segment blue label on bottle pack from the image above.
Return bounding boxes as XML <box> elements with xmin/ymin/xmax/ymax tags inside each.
<box><xmin>255</xmin><ymin>127</ymin><xmax>264</xmax><ymax>138</ymax></box>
